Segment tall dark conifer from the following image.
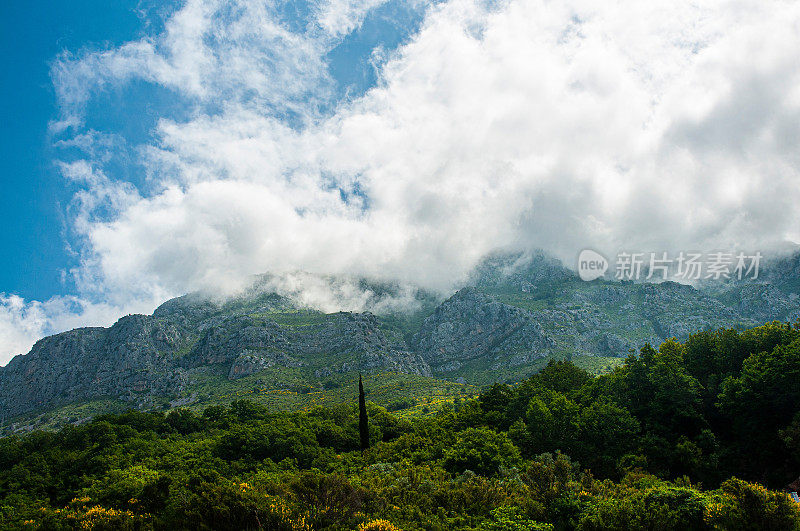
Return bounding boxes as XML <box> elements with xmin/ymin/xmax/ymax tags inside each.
<box><xmin>358</xmin><ymin>373</ymin><xmax>369</xmax><ymax>453</ymax></box>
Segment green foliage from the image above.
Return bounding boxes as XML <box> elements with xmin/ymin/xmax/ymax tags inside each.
<box><xmin>706</xmin><ymin>478</ymin><xmax>800</xmax><ymax>531</ymax></box>
<box><xmin>576</xmin><ymin>478</ymin><xmax>707</xmax><ymax>531</ymax></box>
<box><xmin>443</xmin><ymin>427</ymin><xmax>521</xmax><ymax>475</ymax></box>
<box><xmin>480</xmin><ymin>506</ymin><xmax>554</xmax><ymax>530</ymax></box>
<box><xmin>2</xmin><ymin>321</ymin><xmax>800</xmax><ymax>529</ymax></box>
<box><xmin>359</xmin><ymin>374</ymin><xmax>369</xmax><ymax>453</ymax></box>
<box><xmin>718</xmin><ymin>337</ymin><xmax>800</xmax><ymax>482</ymax></box>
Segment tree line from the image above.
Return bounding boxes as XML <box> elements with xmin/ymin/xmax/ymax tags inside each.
<box><xmin>1</xmin><ymin>321</ymin><xmax>800</xmax><ymax>529</ymax></box>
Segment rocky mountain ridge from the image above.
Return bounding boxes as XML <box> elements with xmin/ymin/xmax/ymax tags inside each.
<box><xmin>2</xmin><ymin>250</ymin><xmax>799</xmax><ymax>421</ymax></box>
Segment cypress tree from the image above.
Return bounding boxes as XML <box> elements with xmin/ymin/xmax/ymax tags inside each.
<box><xmin>359</xmin><ymin>373</ymin><xmax>369</xmax><ymax>453</ymax></box>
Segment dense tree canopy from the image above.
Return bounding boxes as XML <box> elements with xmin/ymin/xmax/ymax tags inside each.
<box><xmin>1</xmin><ymin>321</ymin><xmax>800</xmax><ymax>529</ymax></box>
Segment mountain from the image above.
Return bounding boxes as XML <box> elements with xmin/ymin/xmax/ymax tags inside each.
<box><xmin>412</xmin><ymin>288</ymin><xmax>554</xmax><ymax>377</ymax></box>
<box><xmin>2</xmin><ymin>250</ymin><xmax>800</xmax><ymax>430</ymax></box>
<box><xmin>0</xmin><ymin>291</ymin><xmax>433</xmax><ymax>422</ymax></box>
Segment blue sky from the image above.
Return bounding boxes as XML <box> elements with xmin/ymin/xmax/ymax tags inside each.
<box><xmin>1</xmin><ymin>0</ymin><xmax>799</xmax><ymax>364</ymax></box>
<box><xmin>0</xmin><ymin>0</ymin><xmax>144</xmax><ymax>301</ymax></box>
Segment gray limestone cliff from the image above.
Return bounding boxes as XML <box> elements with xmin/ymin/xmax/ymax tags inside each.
<box><xmin>1</xmin><ymin>250</ymin><xmax>799</xmax><ymax>421</ymax></box>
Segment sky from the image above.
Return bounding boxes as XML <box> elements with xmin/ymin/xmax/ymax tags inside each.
<box><xmin>1</xmin><ymin>0</ymin><xmax>800</xmax><ymax>365</ymax></box>
<box><xmin>0</xmin><ymin>0</ymin><xmax>142</xmax><ymax>301</ymax></box>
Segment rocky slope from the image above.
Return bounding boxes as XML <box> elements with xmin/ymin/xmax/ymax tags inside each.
<box><xmin>2</xmin><ymin>250</ymin><xmax>800</xmax><ymax>421</ymax></box>
<box><xmin>182</xmin><ymin>311</ymin><xmax>430</xmax><ymax>379</ymax></box>
<box><xmin>0</xmin><ymin>293</ymin><xmax>431</xmax><ymax>419</ymax></box>
<box><xmin>413</xmin><ymin>288</ymin><xmax>554</xmax><ymax>376</ymax></box>
<box><xmin>0</xmin><ymin>315</ymin><xmax>189</xmax><ymax>418</ymax></box>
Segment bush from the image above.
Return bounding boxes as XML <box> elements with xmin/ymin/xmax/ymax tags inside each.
<box><xmin>358</xmin><ymin>519</ymin><xmax>402</xmax><ymax>531</ymax></box>
<box><xmin>168</xmin><ymin>480</ymin><xmax>309</xmax><ymax>531</ymax></box>
<box><xmin>443</xmin><ymin>427</ymin><xmax>521</xmax><ymax>476</ymax></box>
<box><xmin>37</xmin><ymin>496</ymin><xmax>153</xmax><ymax>531</ymax></box>
<box><xmin>288</xmin><ymin>471</ymin><xmax>366</xmax><ymax>528</ymax></box>
<box><xmin>576</xmin><ymin>481</ymin><xmax>706</xmax><ymax>531</ymax></box>
<box><xmin>705</xmin><ymin>478</ymin><xmax>800</xmax><ymax>531</ymax></box>
<box><xmin>480</xmin><ymin>506</ymin><xmax>554</xmax><ymax>530</ymax></box>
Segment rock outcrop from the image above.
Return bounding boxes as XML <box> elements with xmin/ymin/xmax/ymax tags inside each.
<box><xmin>183</xmin><ymin>312</ymin><xmax>431</xmax><ymax>379</ymax></box>
<box><xmin>0</xmin><ymin>315</ymin><xmax>188</xmax><ymax>418</ymax></box>
<box><xmin>413</xmin><ymin>289</ymin><xmax>553</xmax><ymax>373</ymax></box>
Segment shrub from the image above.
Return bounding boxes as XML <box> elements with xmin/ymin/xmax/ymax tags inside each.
<box><xmin>704</xmin><ymin>478</ymin><xmax>800</xmax><ymax>531</ymax></box>
<box><xmin>576</xmin><ymin>482</ymin><xmax>706</xmax><ymax>531</ymax></box>
<box><xmin>358</xmin><ymin>519</ymin><xmax>402</xmax><ymax>531</ymax></box>
<box><xmin>480</xmin><ymin>506</ymin><xmax>554</xmax><ymax>530</ymax></box>
<box><xmin>443</xmin><ymin>427</ymin><xmax>521</xmax><ymax>476</ymax></box>
<box><xmin>288</xmin><ymin>471</ymin><xmax>366</xmax><ymax>528</ymax></box>
<box><xmin>37</xmin><ymin>496</ymin><xmax>153</xmax><ymax>531</ymax></box>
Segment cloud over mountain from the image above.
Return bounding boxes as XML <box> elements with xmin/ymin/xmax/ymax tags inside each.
<box><xmin>2</xmin><ymin>0</ymin><xmax>800</xmax><ymax>364</ymax></box>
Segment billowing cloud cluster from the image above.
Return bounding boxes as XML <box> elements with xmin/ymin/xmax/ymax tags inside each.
<box><xmin>3</xmin><ymin>0</ymin><xmax>800</xmax><ymax>364</ymax></box>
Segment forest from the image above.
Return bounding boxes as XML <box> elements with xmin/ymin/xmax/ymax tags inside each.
<box><xmin>2</xmin><ymin>321</ymin><xmax>800</xmax><ymax>530</ymax></box>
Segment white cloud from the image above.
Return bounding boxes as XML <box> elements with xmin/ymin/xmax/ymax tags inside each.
<box><xmin>314</xmin><ymin>0</ymin><xmax>392</xmax><ymax>38</ymax></box>
<box><xmin>0</xmin><ymin>296</ymin><xmax>48</xmax><ymax>363</ymax></box>
<box><xmin>3</xmin><ymin>0</ymin><xmax>800</xmax><ymax>364</ymax></box>
<box><xmin>0</xmin><ymin>294</ymin><xmax>165</xmax><ymax>367</ymax></box>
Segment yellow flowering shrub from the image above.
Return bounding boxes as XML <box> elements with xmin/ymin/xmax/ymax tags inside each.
<box><xmin>33</xmin><ymin>496</ymin><xmax>153</xmax><ymax>530</ymax></box>
<box><xmin>358</xmin><ymin>518</ymin><xmax>402</xmax><ymax>531</ymax></box>
<box><xmin>704</xmin><ymin>478</ymin><xmax>800</xmax><ymax>530</ymax></box>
